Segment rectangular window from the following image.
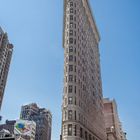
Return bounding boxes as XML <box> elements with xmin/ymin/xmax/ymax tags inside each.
<box><xmin>69</xmin><ymin>65</ymin><xmax>73</xmax><ymax>71</ymax></box>
<box><xmin>67</xmin><ymin>24</ymin><xmax>69</xmax><ymax>29</ymax></box>
<box><xmin>70</xmin><ymin>8</ymin><xmax>73</xmax><ymax>13</ymax></box>
<box><xmin>66</xmin><ymin>56</ymin><xmax>68</xmax><ymax>63</ymax></box>
<box><xmin>75</xmin><ymin>66</ymin><xmax>76</xmax><ymax>72</ymax></box>
<box><xmin>68</xmin><ymin>85</ymin><xmax>73</xmax><ymax>93</ymax></box>
<box><xmin>74</xmin><ymin>125</ymin><xmax>77</xmax><ymax>136</ymax></box>
<box><xmin>75</xmin><ymin>86</ymin><xmax>76</xmax><ymax>93</ymax></box>
<box><xmin>66</xmin><ymin>31</ymin><xmax>68</xmax><ymax>37</ymax></box>
<box><xmin>75</xmin><ymin>111</ymin><xmax>77</xmax><ymax>120</ymax></box>
<box><xmin>68</xmin><ymin>124</ymin><xmax>72</xmax><ymax>136</ymax></box>
<box><xmin>68</xmin><ymin>110</ymin><xmax>72</xmax><ymax>120</ymax></box>
<box><xmin>75</xmin><ymin>48</ymin><xmax>76</xmax><ymax>53</ymax></box>
<box><xmin>66</xmin><ymin>39</ymin><xmax>68</xmax><ymax>44</ymax></box>
<box><xmin>70</xmin><ymin>15</ymin><xmax>73</xmax><ymax>20</ymax></box>
<box><xmin>69</xmin><ymin>46</ymin><xmax>73</xmax><ymax>52</ymax></box>
<box><xmin>65</xmin><ymin>66</ymin><xmax>67</xmax><ymax>72</ymax></box>
<box><xmin>74</xmin><ymin>76</ymin><xmax>76</xmax><ymax>83</ymax></box>
<box><xmin>74</xmin><ymin>39</ymin><xmax>76</xmax><ymax>44</ymax></box>
<box><xmin>70</xmin><ymin>23</ymin><xmax>73</xmax><ymax>28</ymax></box>
<box><xmin>70</xmin><ymin>2</ymin><xmax>73</xmax><ymax>7</ymax></box>
<box><xmin>75</xmin><ymin>31</ymin><xmax>76</xmax><ymax>36</ymax></box>
<box><xmin>89</xmin><ymin>134</ymin><xmax>92</xmax><ymax>140</ymax></box>
<box><xmin>75</xmin><ymin>97</ymin><xmax>77</xmax><ymax>105</ymax></box>
<box><xmin>74</xmin><ymin>56</ymin><xmax>76</xmax><ymax>62</ymax></box>
<box><xmin>69</xmin><ymin>30</ymin><xmax>73</xmax><ymax>36</ymax></box>
<box><xmin>69</xmin><ymin>75</ymin><xmax>73</xmax><ymax>82</ymax></box>
<box><xmin>68</xmin><ymin>97</ymin><xmax>73</xmax><ymax>104</ymax></box>
<box><xmin>66</xmin><ymin>48</ymin><xmax>68</xmax><ymax>53</ymax></box>
<box><xmin>65</xmin><ymin>87</ymin><xmax>67</xmax><ymax>93</ymax></box>
<box><xmin>80</xmin><ymin>127</ymin><xmax>83</xmax><ymax>138</ymax></box>
<box><xmin>75</xmin><ymin>24</ymin><xmax>76</xmax><ymax>28</ymax></box>
<box><xmin>85</xmin><ymin>131</ymin><xmax>88</xmax><ymax>140</ymax></box>
<box><xmin>64</xmin><ymin>125</ymin><xmax>67</xmax><ymax>135</ymax></box>
<box><xmin>69</xmin><ymin>38</ymin><xmax>73</xmax><ymax>44</ymax></box>
<box><xmin>69</xmin><ymin>55</ymin><xmax>73</xmax><ymax>61</ymax></box>
<box><xmin>64</xmin><ymin>111</ymin><xmax>67</xmax><ymax>120</ymax></box>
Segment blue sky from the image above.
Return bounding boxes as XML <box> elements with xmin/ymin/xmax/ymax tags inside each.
<box><xmin>0</xmin><ymin>0</ymin><xmax>140</xmax><ymax>139</ymax></box>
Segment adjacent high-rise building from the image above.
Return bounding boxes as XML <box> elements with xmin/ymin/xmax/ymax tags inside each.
<box><xmin>20</xmin><ymin>103</ymin><xmax>52</xmax><ymax>140</ymax></box>
<box><xmin>61</xmin><ymin>0</ymin><xmax>106</xmax><ymax>140</ymax></box>
<box><xmin>0</xmin><ymin>27</ymin><xmax>13</xmax><ymax>109</ymax></box>
<box><xmin>103</xmin><ymin>98</ymin><xmax>127</xmax><ymax>140</ymax></box>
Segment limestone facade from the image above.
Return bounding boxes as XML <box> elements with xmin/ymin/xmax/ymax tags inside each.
<box><xmin>61</xmin><ymin>1</ymin><xmax>106</xmax><ymax>140</ymax></box>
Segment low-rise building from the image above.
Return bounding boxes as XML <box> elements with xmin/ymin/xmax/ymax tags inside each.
<box><xmin>103</xmin><ymin>98</ymin><xmax>126</xmax><ymax>140</ymax></box>
<box><xmin>0</xmin><ymin>120</ymin><xmax>16</xmax><ymax>134</ymax></box>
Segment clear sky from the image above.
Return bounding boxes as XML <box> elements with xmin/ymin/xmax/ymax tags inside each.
<box><xmin>0</xmin><ymin>0</ymin><xmax>140</xmax><ymax>139</ymax></box>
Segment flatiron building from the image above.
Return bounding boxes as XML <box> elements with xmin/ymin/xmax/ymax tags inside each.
<box><xmin>61</xmin><ymin>0</ymin><xmax>107</xmax><ymax>140</ymax></box>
